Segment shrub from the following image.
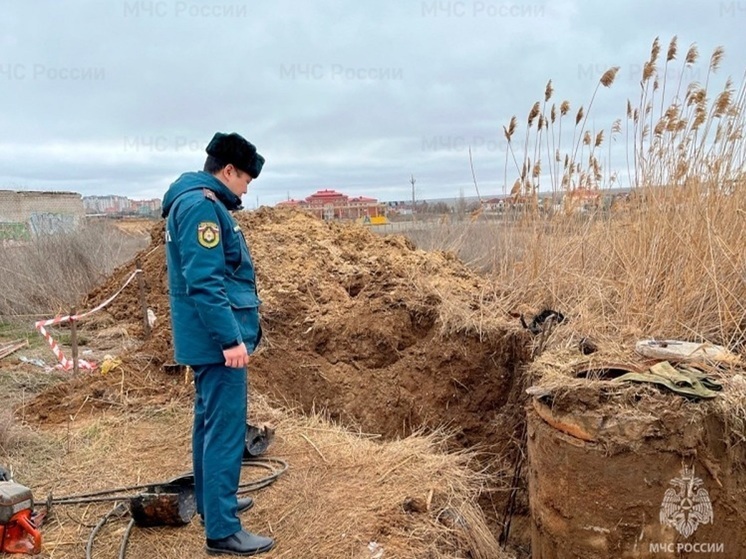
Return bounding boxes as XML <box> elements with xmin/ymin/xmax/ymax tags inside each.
<box><xmin>0</xmin><ymin>220</ymin><xmax>148</xmax><ymax>317</ymax></box>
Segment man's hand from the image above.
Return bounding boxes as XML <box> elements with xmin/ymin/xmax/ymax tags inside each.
<box><xmin>223</xmin><ymin>342</ymin><xmax>250</xmax><ymax>368</ymax></box>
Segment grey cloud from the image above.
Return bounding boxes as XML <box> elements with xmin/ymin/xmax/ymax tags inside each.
<box><xmin>1</xmin><ymin>0</ymin><xmax>744</xmax><ymax>204</ymax></box>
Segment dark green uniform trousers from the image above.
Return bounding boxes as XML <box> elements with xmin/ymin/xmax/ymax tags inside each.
<box><xmin>192</xmin><ymin>363</ymin><xmax>247</xmax><ymax>539</ymax></box>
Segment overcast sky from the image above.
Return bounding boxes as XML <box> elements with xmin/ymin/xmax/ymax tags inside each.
<box><xmin>1</xmin><ymin>0</ymin><xmax>744</xmax><ymax>207</ymax></box>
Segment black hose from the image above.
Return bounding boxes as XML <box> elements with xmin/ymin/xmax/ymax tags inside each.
<box><xmin>118</xmin><ymin>518</ymin><xmax>136</xmax><ymax>559</ymax></box>
<box><xmin>238</xmin><ymin>457</ymin><xmax>289</xmax><ymax>493</ymax></box>
<box><xmin>50</xmin><ymin>457</ymin><xmax>288</xmax><ymax>506</ymax></box>
<box><xmin>53</xmin><ymin>495</ymin><xmax>140</xmax><ymax>505</ymax></box>
<box><xmin>85</xmin><ymin>502</ymin><xmax>127</xmax><ymax>559</ymax></box>
<box><xmin>76</xmin><ymin>457</ymin><xmax>287</xmax><ymax>559</ymax></box>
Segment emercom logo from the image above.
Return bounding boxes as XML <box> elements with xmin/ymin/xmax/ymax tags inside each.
<box><xmin>659</xmin><ymin>466</ymin><xmax>714</xmax><ymax>537</ymax></box>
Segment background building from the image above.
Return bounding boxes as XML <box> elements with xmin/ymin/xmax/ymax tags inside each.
<box><xmin>277</xmin><ymin>189</ymin><xmax>384</xmax><ymax>220</ymax></box>
<box><xmin>0</xmin><ymin>190</ymin><xmax>85</xmax><ymax>241</ymax></box>
<box><xmin>83</xmin><ymin>195</ymin><xmax>161</xmax><ymax>217</ymax></box>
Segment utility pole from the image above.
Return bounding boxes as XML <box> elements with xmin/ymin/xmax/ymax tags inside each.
<box><xmin>410</xmin><ymin>174</ymin><xmax>416</xmax><ymax>222</ymax></box>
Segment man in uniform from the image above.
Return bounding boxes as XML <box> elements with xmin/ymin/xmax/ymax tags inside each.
<box><xmin>161</xmin><ymin>132</ymin><xmax>274</xmax><ymax>556</ymax></box>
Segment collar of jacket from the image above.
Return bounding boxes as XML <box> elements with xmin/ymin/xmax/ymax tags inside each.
<box><xmin>198</xmin><ymin>171</ymin><xmax>243</xmax><ymax>211</ymax></box>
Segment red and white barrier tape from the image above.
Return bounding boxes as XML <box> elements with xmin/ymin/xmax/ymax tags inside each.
<box><xmin>34</xmin><ymin>269</ymin><xmax>142</xmax><ymax>371</ymax></box>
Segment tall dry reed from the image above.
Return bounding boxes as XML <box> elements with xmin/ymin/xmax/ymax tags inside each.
<box><xmin>417</xmin><ymin>39</ymin><xmax>746</xmax><ymax>351</ymax></box>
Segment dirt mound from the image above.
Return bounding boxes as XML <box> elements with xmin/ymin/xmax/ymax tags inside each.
<box><xmin>51</xmin><ymin>208</ymin><xmax>530</xmax><ymax>451</ymax></box>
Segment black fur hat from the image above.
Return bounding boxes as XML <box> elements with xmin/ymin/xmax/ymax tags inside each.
<box><xmin>205</xmin><ymin>132</ymin><xmax>265</xmax><ymax>178</ymax></box>
<box><xmin>245</xmin><ymin>152</ymin><xmax>265</xmax><ymax>179</ymax></box>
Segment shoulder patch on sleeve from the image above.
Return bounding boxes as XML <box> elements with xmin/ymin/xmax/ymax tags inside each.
<box><xmin>197</xmin><ymin>221</ymin><xmax>220</xmax><ymax>248</ymax></box>
<box><xmin>203</xmin><ymin>188</ymin><xmax>217</xmax><ymax>201</ymax></box>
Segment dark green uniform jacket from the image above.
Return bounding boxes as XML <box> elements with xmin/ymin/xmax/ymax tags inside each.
<box><xmin>161</xmin><ymin>171</ymin><xmax>261</xmax><ymax>365</ymax></box>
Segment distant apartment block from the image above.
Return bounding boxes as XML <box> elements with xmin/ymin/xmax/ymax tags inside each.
<box><xmin>84</xmin><ymin>195</ymin><xmax>161</xmax><ymax>216</ymax></box>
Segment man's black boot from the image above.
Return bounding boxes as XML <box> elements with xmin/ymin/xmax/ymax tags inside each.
<box><xmin>200</xmin><ymin>497</ymin><xmax>254</xmax><ymax>525</ymax></box>
<box><xmin>237</xmin><ymin>497</ymin><xmax>254</xmax><ymax>513</ymax></box>
<box><xmin>206</xmin><ymin>529</ymin><xmax>275</xmax><ymax>556</ymax></box>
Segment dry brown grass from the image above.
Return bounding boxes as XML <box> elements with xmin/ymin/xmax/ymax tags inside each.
<box><xmin>411</xmin><ymin>39</ymin><xmax>746</xmax><ymax>354</ymax></box>
<box><xmin>0</xmin><ymin>409</ymin><xmax>18</xmax><ymax>453</ymax></box>
<box><xmin>5</xmin><ymin>395</ymin><xmax>509</xmax><ymax>559</ymax></box>
<box><xmin>0</xmin><ymin>221</ymin><xmax>148</xmax><ymax>318</ymax></box>
<box><xmin>409</xmin><ymin>185</ymin><xmax>745</xmax><ymax>389</ymax></box>
<box><xmin>492</xmin><ymin>182</ymin><xmax>745</xmax><ymax>348</ymax></box>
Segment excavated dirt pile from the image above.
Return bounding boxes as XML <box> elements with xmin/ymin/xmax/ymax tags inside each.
<box><xmin>21</xmin><ymin>207</ymin><xmax>535</xmax><ymax>554</ymax></box>
<box><xmin>32</xmin><ymin>208</ymin><xmax>531</xmax><ymax>456</ymax></box>
<box><xmin>9</xmin><ymin>204</ymin><xmax>542</xmax><ymax>559</ymax></box>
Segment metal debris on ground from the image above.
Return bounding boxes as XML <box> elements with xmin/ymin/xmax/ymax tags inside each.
<box><xmin>520</xmin><ymin>309</ymin><xmax>565</xmax><ymax>335</ymax></box>
<box><xmin>244</xmin><ymin>424</ymin><xmax>275</xmax><ymax>459</ymax></box>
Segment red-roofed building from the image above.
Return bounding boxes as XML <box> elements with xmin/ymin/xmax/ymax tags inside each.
<box><xmin>276</xmin><ymin>189</ymin><xmax>383</xmax><ymax>220</ymax></box>
<box><xmin>305</xmin><ymin>189</ymin><xmax>347</xmax><ymax>205</ymax></box>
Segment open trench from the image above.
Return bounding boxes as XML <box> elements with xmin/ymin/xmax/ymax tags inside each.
<box><xmin>249</xmin><ymin>304</ymin><xmax>746</xmax><ymax>558</ymax></box>
<box><xmin>248</xmin><ymin>305</ymin><xmax>537</xmax><ymax>553</ymax></box>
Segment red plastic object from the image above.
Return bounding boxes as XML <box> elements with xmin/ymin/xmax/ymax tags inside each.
<box><xmin>1</xmin><ymin>509</ymin><xmax>42</xmax><ymax>555</ymax></box>
<box><xmin>0</xmin><ymin>481</ymin><xmax>42</xmax><ymax>555</ymax></box>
